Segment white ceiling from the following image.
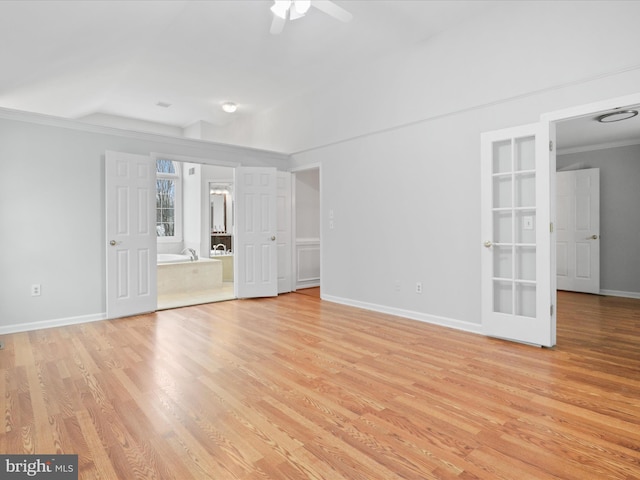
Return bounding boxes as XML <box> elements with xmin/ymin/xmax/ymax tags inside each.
<box><xmin>1</xmin><ymin>0</ymin><xmax>639</xmax><ymax>151</ymax></box>
<box><xmin>0</xmin><ymin>0</ymin><xmax>499</xmax><ymax>127</ymax></box>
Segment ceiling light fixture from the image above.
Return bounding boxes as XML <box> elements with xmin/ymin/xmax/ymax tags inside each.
<box><xmin>271</xmin><ymin>0</ymin><xmax>310</xmax><ymax>20</ymax></box>
<box><xmin>269</xmin><ymin>0</ymin><xmax>351</xmax><ymax>35</ymax></box>
<box><xmin>156</xmin><ymin>101</ymin><xmax>172</xmax><ymax>108</ymax></box>
<box><xmin>221</xmin><ymin>102</ymin><xmax>237</xmax><ymax>113</ymax></box>
<box><xmin>596</xmin><ymin>109</ymin><xmax>638</xmax><ymax>123</ymax></box>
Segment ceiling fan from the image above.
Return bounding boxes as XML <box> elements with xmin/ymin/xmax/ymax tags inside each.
<box><xmin>270</xmin><ymin>0</ymin><xmax>353</xmax><ymax>34</ymax></box>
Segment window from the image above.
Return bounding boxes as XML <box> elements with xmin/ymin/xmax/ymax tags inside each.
<box><xmin>156</xmin><ymin>159</ymin><xmax>181</xmax><ymax>240</ymax></box>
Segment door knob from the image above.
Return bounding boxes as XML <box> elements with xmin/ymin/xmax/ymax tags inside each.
<box><xmin>588</xmin><ymin>234</ymin><xmax>599</xmax><ymax>240</ymax></box>
<box><xmin>109</xmin><ymin>240</ymin><xmax>117</xmax><ymax>246</ymax></box>
<box><xmin>271</xmin><ymin>236</ymin><xmax>276</xmax><ymax>241</ymax></box>
<box><xmin>484</xmin><ymin>240</ymin><xmax>493</xmax><ymax>248</ymax></box>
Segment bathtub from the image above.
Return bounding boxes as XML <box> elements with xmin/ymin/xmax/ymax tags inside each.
<box><xmin>157</xmin><ymin>253</ymin><xmax>193</xmax><ymax>264</ymax></box>
<box><xmin>157</xmin><ymin>255</ymin><xmax>223</xmax><ymax>296</ymax></box>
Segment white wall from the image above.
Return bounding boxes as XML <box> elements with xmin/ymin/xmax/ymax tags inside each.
<box><xmin>217</xmin><ymin>2</ymin><xmax>640</xmax><ymax>154</ymax></box>
<box><xmin>250</xmin><ymin>1</ymin><xmax>640</xmax><ymax>331</ymax></box>
<box><xmin>0</xmin><ymin>113</ymin><xmax>287</xmax><ymax>332</ymax></box>
<box><xmin>182</xmin><ymin>162</ymin><xmax>202</xmax><ymax>255</ymax></box>
<box><xmin>78</xmin><ymin>112</ymin><xmax>184</xmax><ymax>137</ymax></box>
<box><xmin>557</xmin><ymin>144</ymin><xmax>640</xmax><ymax>297</ymax></box>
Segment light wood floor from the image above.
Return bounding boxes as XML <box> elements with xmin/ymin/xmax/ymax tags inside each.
<box><xmin>1</xmin><ymin>291</ymin><xmax>639</xmax><ymax>479</ymax></box>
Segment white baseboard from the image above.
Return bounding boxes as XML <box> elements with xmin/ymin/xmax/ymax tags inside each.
<box><xmin>0</xmin><ymin>312</ymin><xmax>107</xmax><ymax>335</ymax></box>
<box><xmin>600</xmin><ymin>289</ymin><xmax>640</xmax><ymax>299</ymax></box>
<box><xmin>320</xmin><ymin>294</ymin><xmax>483</xmax><ymax>336</ymax></box>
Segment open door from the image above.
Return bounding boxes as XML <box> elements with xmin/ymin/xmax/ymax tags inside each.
<box><xmin>276</xmin><ymin>171</ymin><xmax>293</xmax><ymax>294</ymax></box>
<box><xmin>556</xmin><ymin>168</ymin><xmax>600</xmax><ymax>294</ymax></box>
<box><xmin>105</xmin><ymin>151</ymin><xmax>156</xmax><ymax>318</ymax></box>
<box><xmin>481</xmin><ymin>124</ymin><xmax>555</xmax><ymax>347</ymax></box>
<box><xmin>235</xmin><ymin>166</ymin><xmax>278</xmax><ymax>298</ymax></box>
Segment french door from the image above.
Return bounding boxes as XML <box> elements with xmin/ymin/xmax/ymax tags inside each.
<box><xmin>480</xmin><ymin>124</ymin><xmax>555</xmax><ymax>347</ymax></box>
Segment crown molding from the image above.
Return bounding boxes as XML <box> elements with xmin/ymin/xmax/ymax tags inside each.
<box><xmin>0</xmin><ymin>107</ymin><xmax>290</xmax><ymax>163</ymax></box>
<box><xmin>557</xmin><ymin>138</ymin><xmax>640</xmax><ymax>156</ymax></box>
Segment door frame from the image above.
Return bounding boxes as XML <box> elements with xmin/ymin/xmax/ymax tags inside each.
<box><xmin>540</xmin><ymin>92</ymin><xmax>640</xmax><ymax>331</ymax></box>
<box><xmin>149</xmin><ymin>153</ymin><xmax>240</xmax><ymax>303</ymax></box>
<box><xmin>290</xmin><ymin>163</ymin><xmax>322</xmax><ymax>293</ymax></box>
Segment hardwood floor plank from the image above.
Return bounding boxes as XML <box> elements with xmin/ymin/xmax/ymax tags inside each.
<box><xmin>1</xmin><ymin>291</ymin><xmax>640</xmax><ymax>478</ymax></box>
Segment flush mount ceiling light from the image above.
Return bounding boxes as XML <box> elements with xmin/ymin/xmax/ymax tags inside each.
<box><xmin>269</xmin><ymin>0</ymin><xmax>352</xmax><ymax>35</ymax></box>
<box><xmin>221</xmin><ymin>102</ymin><xmax>237</xmax><ymax>113</ymax></box>
<box><xmin>156</xmin><ymin>101</ymin><xmax>172</xmax><ymax>108</ymax></box>
<box><xmin>596</xmin><ymin>109</ymin><xmax>638</xmax><ymax>123</ymax></box>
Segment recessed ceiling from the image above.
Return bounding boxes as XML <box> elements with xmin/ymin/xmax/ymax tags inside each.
<box><xmin>0</xmin><ymin>0</ymin><xmax>499</xmax><ymax>128</ymax></box>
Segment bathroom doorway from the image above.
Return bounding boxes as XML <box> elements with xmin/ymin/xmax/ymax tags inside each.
<box><xmin>156</xmin><ymin>159</ymin><xmax>236</xmax><ymax>309</ymax></box>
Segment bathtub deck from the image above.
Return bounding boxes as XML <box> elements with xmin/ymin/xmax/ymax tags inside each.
<box><xmin>157</xmin><ymin>281</ymin><xmax>235</xmax><ymax>310</ymax></box>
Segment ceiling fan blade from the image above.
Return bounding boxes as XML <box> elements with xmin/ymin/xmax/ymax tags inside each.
<box><xmin>270</xmin><ymin>14</ymin><xmax>286</xmax><ymax>34</ymax></box>
<box><xmin>311</xmin><ymin>0</ymin><xmax>353</xmax><ymax>22</ymax></box>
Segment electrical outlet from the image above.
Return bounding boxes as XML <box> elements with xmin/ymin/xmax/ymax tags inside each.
<box><xmin>415</xmin><ymin>282</ymin><xmax>423</xmax><ymax>294</ymax></box>
<box><xmin>31</xmin><ymin>284</ymin><xmax>41</xmax><ymax>296</ymax></box>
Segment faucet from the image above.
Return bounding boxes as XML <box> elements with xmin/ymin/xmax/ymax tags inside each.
<box><xmin>213</xmin><ymin>244</ymin><xmax>226</xmax><ymax>255</ymax></box>
<box><xmin>181</xmin><ymin>248</ymin><xmax>198</xmax><ymax>261</ymax></box>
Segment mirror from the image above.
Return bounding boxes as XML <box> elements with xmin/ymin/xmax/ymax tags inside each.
<box><xmin>210</xmin><ymin>184</ymin><xmax>232</xmax><ymax>233</ymax></box>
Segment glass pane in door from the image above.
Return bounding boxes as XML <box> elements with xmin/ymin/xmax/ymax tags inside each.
<box><xmin>515</xmin><ymin>283</ymin><xmax>536</xmax><ymax>317</ymax></box>
<box><xmin>493</xmin><ymin>211</ymin><xmax>512</xmax><ymax>243</ymax></box>
<box><xmin>515</xmin><ymin>136</ymin><xmax>535</xmax><ymax>171</ymax></box>
<box><xmin>493</xmin><ymin>175</ymin><xmax>512</xmax><ymax>208</ymax></box>
<box><xmin>515</xmin><ymin>210</ymin><xmax>536</xmax><ymax>244</ymax></box>
<box><xmin>516</xmin><ymin>246</ymin><xmax>536</xmax><ymax>281</ymax></box>
<box><xmin>493</xmin><ymin>246</ymin><xmax>513</xmax><ymax>279</ymax></box>
<box><xmin>515</xmin><ymin>172</ymin><xmax>535</xmax><ymax>207</ymax></box>
<box><xmin>493</xmin><ymin>280</ymin><xmax>513</xmax><ymax>314</ymax></box>
<box><xmin>490</xmin><ymin>135</ymin><xmax>537</xmax><ymax>318</ymax></box>
<box><xmin>493</xmin><ymin>140</ymin><xmax>512</xmax><ymax>173</ymax></box>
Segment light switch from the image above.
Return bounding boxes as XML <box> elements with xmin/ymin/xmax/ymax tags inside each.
<box><xmin>523</xmin><ymin>216</ymin><xmax>534</xmax><ymax>230</ymax></box>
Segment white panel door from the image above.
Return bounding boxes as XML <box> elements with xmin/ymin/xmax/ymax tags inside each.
<box><xmin>481</xmin><ymin>124</ymin><xmax>554</xmax><ymax>347</ymax></box>
<box><xmin>556</xmin><ymin>168</ymin><xmax>600</xmax><ymax>294</ymax></box>
<box><xmin>235</xmin><ymin>166</ymin><xmax>278</xmax><ymax>298</ymax></box>
<box><xmin>105</xmin><ymin>151</ymin><xmax>156</xmax><ymax>318</ymax></box>
<box><xmin>276</xmin><ymin>171</ymin><xmax>293</xmax><ymax>294</ymax></box>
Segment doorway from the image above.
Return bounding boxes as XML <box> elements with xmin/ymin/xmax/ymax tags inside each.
<box><xmin>156</xmin><ymin>158</ymin><xmax>236</xmax><ymax>310</ymax></box>
<box><xmin>292</xmin><ymin>166</ymin><xmax>321</xmax><ymax>293</ymax></box>
<box><xmin>479</xmin><ymin>93</ymin><xmax>640</xmax><ymax>346</ymax></box>
<box><xmin>555</xmin><ymin>167</ymin><xmax>600</xmax><ymax>294</ymax></box>
<box><xmin>546</xmin><ymin>93</ymin><xmax>640</xmax><ymax>302</ymax></box>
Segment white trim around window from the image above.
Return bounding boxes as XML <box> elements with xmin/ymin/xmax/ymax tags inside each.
<box><xmin>155</xmin><ymin>158</ymin><xmax>183</xmax><ymax>243</ymax></box>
